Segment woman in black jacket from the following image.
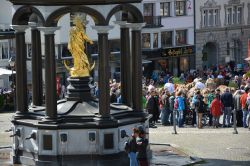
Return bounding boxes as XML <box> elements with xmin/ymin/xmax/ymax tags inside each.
<box><xmin>136</xmin><ymin>129</ymin><xmax>149</xmax><ymax>166</ymax></box>
<box><xmin>146</xmin><ymin>90</ymin><xmax>159</xmax><ymax>127</ymax></box>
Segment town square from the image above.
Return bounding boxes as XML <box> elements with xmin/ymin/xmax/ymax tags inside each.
<box><xmin>0</xmin><ymin>0</ymin><xmax>250</xmax><ymax>165</ymax></box>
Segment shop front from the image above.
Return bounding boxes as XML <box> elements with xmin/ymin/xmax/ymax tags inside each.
<box><xmin>143</xmin><ymin>45</ymin><xmax>195</xmax><ymax>77</ymax></box>
<box><xmin>162</xmin><ymin>45</ymin><xmax>195</xmax><ymax>76</ymax></box>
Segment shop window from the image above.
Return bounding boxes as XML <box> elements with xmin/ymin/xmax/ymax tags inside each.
<box><xmin>176</xmin><ymin>30</ymin><xmax>187</xmax><ymax>46</ymax></box>
<box><xmin>161</xmin><ymin>31</ymin><xmax>172</xmax><ymax>47</ymax></box>
<box><xmin>180</xmin><ymin>57</ymin><xmax>189</xmax><ymax>72</ymax></box>
<box><xmin>175</xmin><ymin>1</ymin><xmax>186</xmax><ymax>16</ymax></box>
<box><xmin>160</xmin><ymin>2</ymin><xmax>170</xmax><ymax>17</ymax></box>
<box><xmin>142</xmin><ymin>33</ymin><xmax>151</xmax><ymax>48</ymax></box>
<box><xmin>143</xmin><ymin>3</ymin><xmax>154</xmax><ymax>16</ymax></box>
<box><xmin>153</xmin><ymin>33</ymin><xmax>158</xmax><ymax>48</ymax></box>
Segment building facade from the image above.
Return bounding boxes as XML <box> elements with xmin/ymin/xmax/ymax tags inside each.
<box><xmin>0</xmin><ymin>0</ymin><xmax>15</xmax><ymax>88</ymax></box>
<box><xmin>142</xmin><ymin>0</ymin><xmax>195</xmax><ymax>77</ymax></box>
<box><xmin>195</xmin><ymin>0</ymin><xmax>250</xmax><ymax>70</ymax></box>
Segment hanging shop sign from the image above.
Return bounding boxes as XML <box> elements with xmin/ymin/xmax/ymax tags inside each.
<box><xmin>162</xmin><ymin>46</ymin><xmax>195</xmax><ymax>57</ymax></box>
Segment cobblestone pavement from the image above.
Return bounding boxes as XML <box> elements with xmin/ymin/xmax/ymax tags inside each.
<box><xmin>1</xmin><ymin>112</ymin><xmax>250</xmax><ymax>165</ymax></box>
<box><xmin>149</xmin><ymin>125</ymin><xmax>250</xmax><ymax>165</ymax></box>
<box><xmin>0</xmin><ymin>112</ymin><xmax>13</xmax><ymax>146</ymax></box>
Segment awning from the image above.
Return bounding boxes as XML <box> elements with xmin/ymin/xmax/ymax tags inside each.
<box><xmin>0</xmin><ymin>68</ymin><xmax>16</xmax><ymax>76</ymax></box>
<box><xmin>244</xmin><ymin>57</ymin><xmax>250</xmax><ymax>61</ymax></box>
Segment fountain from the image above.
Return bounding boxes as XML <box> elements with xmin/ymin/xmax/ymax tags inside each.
<box><xmin>9</xmin><ymin>0</ymin><xmax>149</xmax><ymax>165</ymax></box>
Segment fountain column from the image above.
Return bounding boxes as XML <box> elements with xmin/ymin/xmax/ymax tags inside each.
<box><xmin>38</xmin><ymin>27</ymin><xmax>60</xmax><ymax>121</ymax></box>
<box><xmin>11</xmin><ymin>25</ymin><xmax>29</xmax><ymax>118</ymax></box>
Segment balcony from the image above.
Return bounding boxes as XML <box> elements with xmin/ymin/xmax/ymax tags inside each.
<box><xmin>143</xmin><ymin>16</ymin><xmax>163</xmax><ymax>28</ymax></box>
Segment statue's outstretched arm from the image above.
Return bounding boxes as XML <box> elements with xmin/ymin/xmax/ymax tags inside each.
<box><xmin>81</xmin><ymin>32</ymin><xmax>93</xmax><ymax>45</ymax></box>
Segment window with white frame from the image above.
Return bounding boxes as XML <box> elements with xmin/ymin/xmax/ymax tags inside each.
<box><xmin>160</xmin><ymin>2</ymin><xmax>170</xmax><ymax>17</ymax></box>
<box><xmin>143</xmin><ymin>3</ymin><xmax>154</xmax><ymax>16</ymax></box>
<box><xmin>203</xmin><ymin>10</ymin><xmax>208</xmax><ymax>27</ymax></box>
<box><xmin>237</xmin><ymin>7</ymin><xmax>242</xmax><ymax>24</ymax></box>
<box><xmin>176</xmin><ymin>30</ymin><xmax>187</xmax><ymax>45</ymax></box>
<box><xmin>0</xmin><ymin>41</ymin><xmax>9</xmax><ymax>59</ymax></box>
<box><xmin>202</xmin><ymin>9</ymin><xmax>220</xmax><ymax>27</ymax></box>
<box><xmin>227</xmin><ymin>8</ymin><xmax>232</xmax><ymax>24</ymax></box>
<box><xmin>161</xmin><ymin>31</ymin><xmax>172</xmax><ymax>47</ymax></box>
<box><xmin>214</xmin><ymin>9</ymin><xmax>219</xmax><ymax>25</ymax></box>
<box><xmin>142</xmin><ymin>33</ymin><xmax>151</xmax><ymax>48</ymax></box>
<box><xmin>225</xmin><ymin>6</ymin><xmax>243</xmax><ymax>25</ymax></box>
<box><xmin>175</xmin><ymin>1</ymin><xmax>186</xmax><ymax>16</ymax></box>
<box><xmin>208</xmin><ymin>10</ymin><xmax>213</xmax><ymax>26</ymax></box>
<box><xmin>233</xmin><ymin>6</ymin><xmax>237</xmax><ymax>24</ymax></box>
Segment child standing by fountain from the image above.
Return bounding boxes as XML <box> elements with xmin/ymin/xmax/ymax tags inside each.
<box><xmin>125</xmin><ymin>128</ymin><xmax>139</xmax><ymax>166</ymax></box>
<box><xmin>136</xmin><ymin>128</ymin><xmax>149</xmax><ymax>166</ymax></box>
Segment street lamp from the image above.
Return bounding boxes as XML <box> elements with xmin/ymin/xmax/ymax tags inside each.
<box><xmin>8</xmin><ymin>56</ymin><xmax>15</xmax><ymax>111</ymax></box>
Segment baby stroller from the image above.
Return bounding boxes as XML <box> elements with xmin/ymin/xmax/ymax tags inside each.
<box><xmin>185</xmin><ymin>108</ymin><xmax>193</xmax><ymax>125</ymax></box>
<box><xmin>201</xmin><ymin>109</ymin><xmax>210</xmax><ymax>126</ymax></box>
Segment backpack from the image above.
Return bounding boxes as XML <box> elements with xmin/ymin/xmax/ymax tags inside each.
<box><xmin>175</xmin><ymin>96</ymin><xmax>185</xmax><ymax>111</ymax></box>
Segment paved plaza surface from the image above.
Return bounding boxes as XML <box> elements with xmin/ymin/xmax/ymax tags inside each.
<box><xmin>150</xmin><ymin>125</ymin><xmax>250</xmax><ymax>166</ymax></box>
<box><xmin>0</xmin><ymin>112</ymin><xmax>250</xmax><ymax>165</ymax></box>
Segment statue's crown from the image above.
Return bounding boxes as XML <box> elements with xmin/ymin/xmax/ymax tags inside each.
<box><xmin>73</xmin><ymin>15</ymin><xmax>83</xmax><ymax>25</ymax></box>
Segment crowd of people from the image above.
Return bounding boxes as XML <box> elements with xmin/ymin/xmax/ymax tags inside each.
<box><xmin>99</xmin><ymin>63</ymin><xmax>250</xmax><ymax>131</ymax></box>
<box><xmin>144</xmin><ymin>65</ymin><xmax>250</xmax><ymax>130</ymax></box>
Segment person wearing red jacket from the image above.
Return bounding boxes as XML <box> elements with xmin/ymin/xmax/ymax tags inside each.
<box><xmin>240</xmin><ymin>87</ymin><xmax>250</xmax><ymax>128</ymax></box>
<box><xmin>210</xmin><ymin>94</ymin><xmax>224</xmax><ymax>128</ymax></box>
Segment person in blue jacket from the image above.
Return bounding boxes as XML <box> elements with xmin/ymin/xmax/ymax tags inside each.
<box><xmin>174</xmin><ymin>91</ymin><xmax>185</xmax><ymax>127</ymax></box>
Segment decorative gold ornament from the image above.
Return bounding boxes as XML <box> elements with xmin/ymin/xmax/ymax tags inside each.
<box><xmin>64</xmin><ymin>16</ymin><xmax>95</xmax><ymax>77</ymax></box>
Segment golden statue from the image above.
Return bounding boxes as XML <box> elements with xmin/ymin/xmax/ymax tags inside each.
<box><xmin>64</xmin><ymin>16</ymin><xmax>95</xmax><ymax>77</ymax></box>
